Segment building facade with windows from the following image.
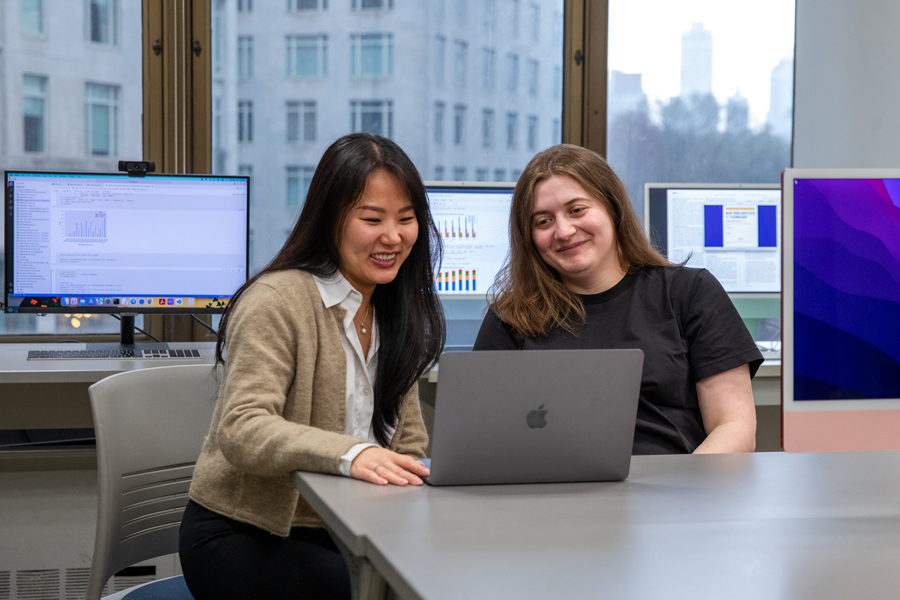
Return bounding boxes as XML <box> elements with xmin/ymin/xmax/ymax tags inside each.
<box><xmin>211</xmin><ymin>0</ymin><xmax>564</xmax><ymax>273</ymax></box>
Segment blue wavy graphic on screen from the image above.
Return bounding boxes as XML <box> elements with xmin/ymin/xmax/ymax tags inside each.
<box><xmin>794</xmin><ymin>178</ymin><xmax>900</xmax><ymax>400</ymax></box>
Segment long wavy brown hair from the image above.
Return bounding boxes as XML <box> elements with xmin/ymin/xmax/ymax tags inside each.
<box><xmin>489</xmin><ymin>144</ymin><xmax>671</xmax><ymax>338</ymax></box>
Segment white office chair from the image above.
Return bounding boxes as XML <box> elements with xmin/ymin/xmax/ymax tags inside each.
<box><xmin>86</xmin><ymin>364</ymin><xmax>220</xmax><ymax>600</ymax></box>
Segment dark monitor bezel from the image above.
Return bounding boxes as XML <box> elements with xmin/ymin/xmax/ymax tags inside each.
<box><xmin>644</xmin><ymin>182</ymin><xmax>782</xmax><ymax>298</ymax></box>
<box><xmin>4</xmin><ymin>170</ymin><xmax>250</xmax><ymax>315</ymax></box>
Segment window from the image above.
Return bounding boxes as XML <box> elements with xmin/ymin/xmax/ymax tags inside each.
<box><xmin>453</xmin><ymin>167</ymin><xmax>467</xmax><ymax>181</ymax></box>
<box><xmin>434</xmin><ymin>166</ymin><xmax>445</xmax><ymax>180</ymax></box>
<box><xmin>23</xmin><ymin>74</ymin><xmax>47</xmax><ymax>153</ymax></box>
<box><xmin>506</xmin><ymin>111</ymin><xmax>518</xmax><ymax>150</ymax></box>
<box><xmin>510</xmin><ymin>0</ymin><xmax>520</xmax><ymax>38</ymax></box>
<box><xmin>287</xmin><ymin>101</ymin><xmax>317</xmax><ymax>143</ymax></box>
<box><xmin>476</xmin><ymin>168</ymin><xmax>488</xmax><ymax>181</ymax></box>
<box><xmin>286</xmin><ymin>35</ymin><xmax>328</xmax><ymax>78</ymax></box>
<box><xmin>511</xmin><ymin>168</ymin><xmax>522</xmax><ymax>181</ymax></box>
<box><xmin>454</xmin><ymin>40</ymin><xmax>468</xmax><ymax>88</ymax></box>
<box><xmin>239</xmin><ymin>165</ymin><xmax>253</xmax><ymax>205</ymax></box>
<box><xmin>286</xmin><ymin>166</ymin><xmax>316</xmax><ymax>207</ymax></box>
<box><xmin>552</xmin><ymin>118</ymin><xmax>561</xmax><ymax>144</ymax></box>
<box><xmin>351</xmin><ymin>100</ymin><xmax>393</xmax><ymax>137</ymax></box>
<box><xmin>238</xmin><ymin>0</ymin><xmax>253</xmax><ymax>13</ymax></box>
<box><xmin>213</xmin><ymin>97</ymin><xmax>225</xmax><ymax>173</ymax></box>
<box><xmin>528</xmin><ymin>59</ymin><xmax>539</xmax><ymax>96</ymax></box>
<box><xmin>85</xmin><ymin>83</ymin><xmax>119</xmax><ymax>156</ymax></box>
<box><xmin>434</xmin><ymin>36</ymin><xmax>446</xmax><ymax>83</ymax></box>
<box><xmin>482</xmin><ymin>48</ymin><xmax>496</xmax><ymax>90</ymax></box>
<box><xmin>213</xmin><ymin>0</ymin><xmax>223</xmax><ymax>74</ymax></box>
<box><xmin>506</xmin><ymin>54</ymin><xmax>519</xmax><ymax>92</ymax></box>
<box><xmin>483</xmin><ymin>0</ymin><xmax>496</xmax><ymax>36</ymax></box>
<box><xmin>553</xmin><ymin>10</ymin><xmax>563</xmax><ymax>46</ymax></box>
<box><xmin>434</xmin><ymin>102</ymin><xmax>445</xmax><ymax>145</ymax></box>
<box><xmin>352</xmin><ymin>0</ymin><xmax>392</xmax><ymax>10</ymax></box>
<box><xmin>493</xmin><ymin>168</ymin><xmax>507</xmax><ymax>182</ymax></box>
<box><xmin>529</xmin><ymin>2</ymin><xmax>540</xmax><ymax>42</ymax></box>
<box><xmin>86</xmin><ymin>0</ymin><xmax>117</xmax><ymax>45</ymax></box>
<box><xmin>351</xmin><ymin>34</ymin><xmax>394</xmax><ymax>78</ymax></box>
<box><xmin>238</xmin><ymin>36</ymin><xmax>254</xmax><ymax>80</ymax></box>
<box><xmin>238</xmin><ymin>101</ymin><xmax>253</xmax><ymax>142</ymax></box>
<box><xmin>552</xmin><ymin>65</ymin><xmax>562</xmax><ymax>99</ymax></box>
<box><xmin>454</xmin><ymin>104</ymin><xmax>466</xmax><ymax>146</ymax></box>
<box><xmin>290</xmin><ymin>0</ymin><xmax>326</xmax><ymax>10</ymax></box>
<box><xmin>527</xmin><ymin>114</ymin><xmax>538</xmax><ymax>151</ymax></box>
<box><xmin>21</xmin><ymin>0</ymin><xmax>43</xmax><ymax>35</ymax></box>
<box><xmin>482</xmin><ymin>109</ymin><xmax>494</xmax><ymax>148</ymax></box>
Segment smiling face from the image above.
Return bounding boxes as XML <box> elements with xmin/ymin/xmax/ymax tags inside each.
<box><xmin>530</xmin><ymin>175</ymin><xmax>626</xmax><ymax>295</ymax></box>
<box><xmin>338</xmin><ymin>169</ymin><xmax>419</xmax><ymax>296</ymax></box>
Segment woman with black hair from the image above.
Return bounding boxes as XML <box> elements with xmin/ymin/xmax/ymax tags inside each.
<box><xmin>179</xmin><ymin>133</ymin><xmax>444</xmax><ymax>600</ymax></box>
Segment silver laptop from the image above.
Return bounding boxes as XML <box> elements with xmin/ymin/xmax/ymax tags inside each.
<box><xmin>425</xmin><ymin>349</ymin><xmax>644</xmax><ymax>486</ymax></box>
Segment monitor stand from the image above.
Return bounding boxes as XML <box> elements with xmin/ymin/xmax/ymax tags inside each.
<box><xmin>85</xmin><ymin>314</ymin><xmax>170</xmax><ymax>352</ymax></box>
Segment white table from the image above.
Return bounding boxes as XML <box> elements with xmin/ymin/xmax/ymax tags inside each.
<box><xmin>294</xmin><ymin>450</ymin><xmax>900</xmax><ymax>600</ymax></box>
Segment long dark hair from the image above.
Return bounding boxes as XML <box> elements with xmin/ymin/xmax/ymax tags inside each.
<box><xmin>217</xmin><ymin>133</ymin><xmax>445</xmax><ymax>446</ymax></box>
<box><xmin>490</xmin><ymin>144</ymin><xmax>671</xmax><ymax>337</ymax></box>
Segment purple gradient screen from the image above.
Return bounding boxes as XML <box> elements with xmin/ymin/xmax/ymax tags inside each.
<box><xmin>793</xmin><ymin>178</ymin><xmax>900</xmax><ymax>400</ymax></box>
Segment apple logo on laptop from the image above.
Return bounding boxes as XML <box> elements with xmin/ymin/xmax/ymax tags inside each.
<box><xmin>526</xmin><ymin>405</ymin><xmax>547</xmax><ymax>429</ymax></box>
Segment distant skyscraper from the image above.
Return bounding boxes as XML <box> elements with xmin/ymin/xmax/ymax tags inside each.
<box><xmin>607</xmin><ymin>70</ymin><xmax>647</xmax><ymax>122</ymax></box>
<box><xmin>726</xmin><ymin>89</ymin><xmax>749</xmax><ymax>132</ymax></box>
<box><xmin>681</xmin><ymin>23</ymin><xmax>712</xmax><ymax>97</ymax></box>
<box><xmin>768</xmin><ymin>58</ymin><xmax>793</xmax><ymax>141</ymax></box>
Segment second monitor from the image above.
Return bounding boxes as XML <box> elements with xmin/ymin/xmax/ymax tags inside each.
<box><xmin>645</xmin><ymin>183</ymin><xmax>781</xmax><ymax>296</ymax></box>
<box><xmin>425</xmin><ymin>182</ymin><xmax>515</xmax><ymax>297</ymax></box>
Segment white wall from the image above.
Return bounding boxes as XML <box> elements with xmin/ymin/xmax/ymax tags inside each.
<box><xmin>793</xmin><ymin>0</ymin><xmax>900</xmax><ymax>167</ymax></box>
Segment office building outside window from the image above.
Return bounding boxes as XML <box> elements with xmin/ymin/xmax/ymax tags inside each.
<box><xmin>238</xmin><ymin>36</ymin><xmax>254</xmax><ymax>80</ymax></box>
<box><xmin>239</xmin><ymin>165</ymin><xmax>253</xmax><ymax>205</ymax></box>
<box><xmin>434</xmin><ymin>102</ymin><xmax>445</xmax><ymax>145</ymax></box>
<box><xmin>482</xmin><ymin>109</ymin><xmax>494</xmax><ymax>148</ymax></box>
<box><xmin>453</xmin><ymin>166</ymin><xmax>466</xmax><ymax>181</ymax></box>
<box><xmin>454</xmin><ymin>40</ymin><xmax>468</xmax><ymax>88</ymax></box>
<box><xmin>290</xmin><ymin>0</ymin><xmax>326</xmax><ymax>11</ymax></box>
<box><xmin>286</xmin><ymin>166</ymin><xmax>315</xmax><ymax>207</ymax></box>
<box><xmin>353</xmin><ymin>0</ymin><xmax>392</xmax><ymax>11</ymax></box>
<box><xmin>287</xmin><ymin>101</ymin><xmax>317</xmax><ymax>143</ymax></box>
<box><xmin>529</xmin><ymin>2</ymin><xmax>540</xmax><ymax>42</ymax></box>
<box><xmin>507</xmin><ymin>54</ymin><xmax>519</xmax><ymax>92</ymax></box>
<box><xmin>434</xmin><ymin>166</ymin><xmax>445</xmax><ymax>180</ymax></box>
<box><xmin>23</xmin><ymin>74</ymin><xmax>47</xmax><ymax>153</ymax></box>
<box><xmin>85</xmin><ymin>83</ymin><xmax>119</xmax><ymax>156</ymax></box>
<box><xmin>434</xmin><ymin>35</ymin><xmax>446</xmax><ymax>83</ymax></box>
<box><xmin>238</xmin><ymin>100</ymin><xmax>253</xmax><ymax>142</ymax></box>
<box><xmin>606</xmin><ymin>1</ymin><xmax>795</xmax><ymax>220</ymax></box>
<box><xmin>351</xmin><ymin>100</ymin><xmax>393</xmax><ymax>137</ymax></box>
<box><xmin>21</xmin><ymin>0</ymin><xmax>43</xmax><ymax>35</ymax></box>
<box><xmin>482</xmin><ymin>48</ymin><xmax>496</xmax><ymax>91</ymax></box>
<box><xmin>494</xmin><ymin>168</ymin><xmax>507</xmax><ymax>182</ymax></box>
<box><xmin>528</xmin><ymin>59</ymin><xmax>539</xmax><ymax>96</ymax></box>
<box><xmin>237</xmin><ymin>0</ymin><xmax>253</xmax><ymax>13</ymax></box>
<box><xmin>483</xmin><ymin>0</ymin><xmax>496</xmax><ymax>37</ymax></box>
<box><xmin>454</xmin><ymin>104</ymin><xmax>467</xmax><ymax>146</ymax></box>
<box><xmin>506</xmin><ymin>111</ymin><xmax>518</xmax><ymax>150</ymax></box>
<box><xmin>86</xmin><ymin>0</ymin><xmax>117</xmax><ymax>45</ymax></box>
<box><xmin>476</xmin><ymin>167</ymin><xmax>488</xmax><ymax>181</ymax></box>
<box><xmin>510</xmin><ymin>0</ymin><xmax>521</xmax><ymax>38</ymax></box>
<box><xmin>351</xmin><ymin>34</ymin><xmax>394</xmax><ymax>79</ymax></box>
<box><xmin>287</xmin><ymin>35</ymin><xmax>328</xmax><ymax>78</ymax></box>
<box><xmin>527</xmin><ymin>114</ymin><xmax>538</xmax><ymax>151</ymax></box>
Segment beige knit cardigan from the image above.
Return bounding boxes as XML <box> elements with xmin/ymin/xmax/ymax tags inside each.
<box><xmin>189</xmin><ymin>270</ymin><xmax>429</xmax><ymax>536</ymax></box>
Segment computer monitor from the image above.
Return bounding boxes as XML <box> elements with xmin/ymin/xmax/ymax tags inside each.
<box><xmin>424</xmin><ymin>182</ymin><xmax>515</xmax><ymax>298</ymax></box>
<box><xmin>4</xmin><ymin>170</ymin><xmax>249</xmax><ymax>345</ymax></box>
<box><xmin>644</xmin><ymin>183</ymin><xmax>781</xmax><ymax>297</ymax></box>
<box><xmin>782</xmin><ymin>168</ymin><xmax>900</xmax><ymax>452</ymax></box>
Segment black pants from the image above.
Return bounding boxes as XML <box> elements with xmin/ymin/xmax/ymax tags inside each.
<box><xmin>179</xmin><ymin>500</ymin><xmax>351</xmax><ymax>600</ymax></box>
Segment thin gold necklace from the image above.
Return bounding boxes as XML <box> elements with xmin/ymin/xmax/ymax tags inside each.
<box><xmin>354</xmin><ymin>303</ymin><xmax>371</xmax><ymax>334</ymax></box>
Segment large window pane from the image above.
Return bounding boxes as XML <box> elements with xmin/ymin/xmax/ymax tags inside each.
<box><xmin>212</xmin><ymin>0</ymin><xmax>564</xmax><ymax>274</ymax></box>
<box><xmin>607</xmin><ymin>1</ymin><xmax>795</xmax><ymax>221</ymax></box>
<box><xmin>1</xmin><ymin>3</ymin><xmax>141</xmax><ymax>335</ymax></box>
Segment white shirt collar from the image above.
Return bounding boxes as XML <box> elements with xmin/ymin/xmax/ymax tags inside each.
<box><xmin>312</xmin><ymin>270</ymin><xmax>362</xmax><ymax>309</ymax></box>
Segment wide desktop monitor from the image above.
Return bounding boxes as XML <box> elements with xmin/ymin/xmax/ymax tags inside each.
<box><xmin>4</xmin><ymin>170</ymin><xmax>249</xmax><ymax>346</ymax></box>
<box><xmin>644</xmin><ymin>183</ymin><xmax>781</xmax><ymax>297</ymax></box>
<box><xmin>424</xmin><ymin>182</ymin><xmax>515</xmax><ymax>298</ymax></box>
<box><xmin>782</xmin><ymin>169</ymin><xmax>900</xmax><ymax>452</ymax></box>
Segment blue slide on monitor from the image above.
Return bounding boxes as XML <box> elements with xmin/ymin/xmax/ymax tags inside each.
<box><xmin>645</xmin><ymin>183</ymin><xmax>781</xmax><ymax>297</ymax></box>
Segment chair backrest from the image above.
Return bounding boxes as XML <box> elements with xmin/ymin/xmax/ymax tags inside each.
<box><xmin>86</xmin><ymin>364</ymin><xmax>220</xmax><ymax>600</ymax></box>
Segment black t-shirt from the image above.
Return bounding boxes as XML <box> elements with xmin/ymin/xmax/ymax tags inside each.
<box><xmin>473</xmin><ymin>266</ymin><xmax>763</xmax><ymax>455</ymax></box>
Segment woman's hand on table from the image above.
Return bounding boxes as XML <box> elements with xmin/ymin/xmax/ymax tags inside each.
<box><xmin>349</xmin><ymin>447</ymin><xmax>430</xmax><ymax>486</ymax></box>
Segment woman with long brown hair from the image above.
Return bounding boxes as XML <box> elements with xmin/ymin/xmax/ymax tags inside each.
<box><xmin>474</xmin><ymin>144</ymin><xmax>761</xmax><ymax>455</ymax></box>
<box><xmin>179</xmin><ymin>133</ymin><xmax>444</xmax><ymax>599</ymax></box>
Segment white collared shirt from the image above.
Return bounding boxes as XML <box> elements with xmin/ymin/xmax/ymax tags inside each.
<box><xmin>313</xmin><ymin>271</ymin><xmax>391</xmax><ymax>476</ymax></box>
